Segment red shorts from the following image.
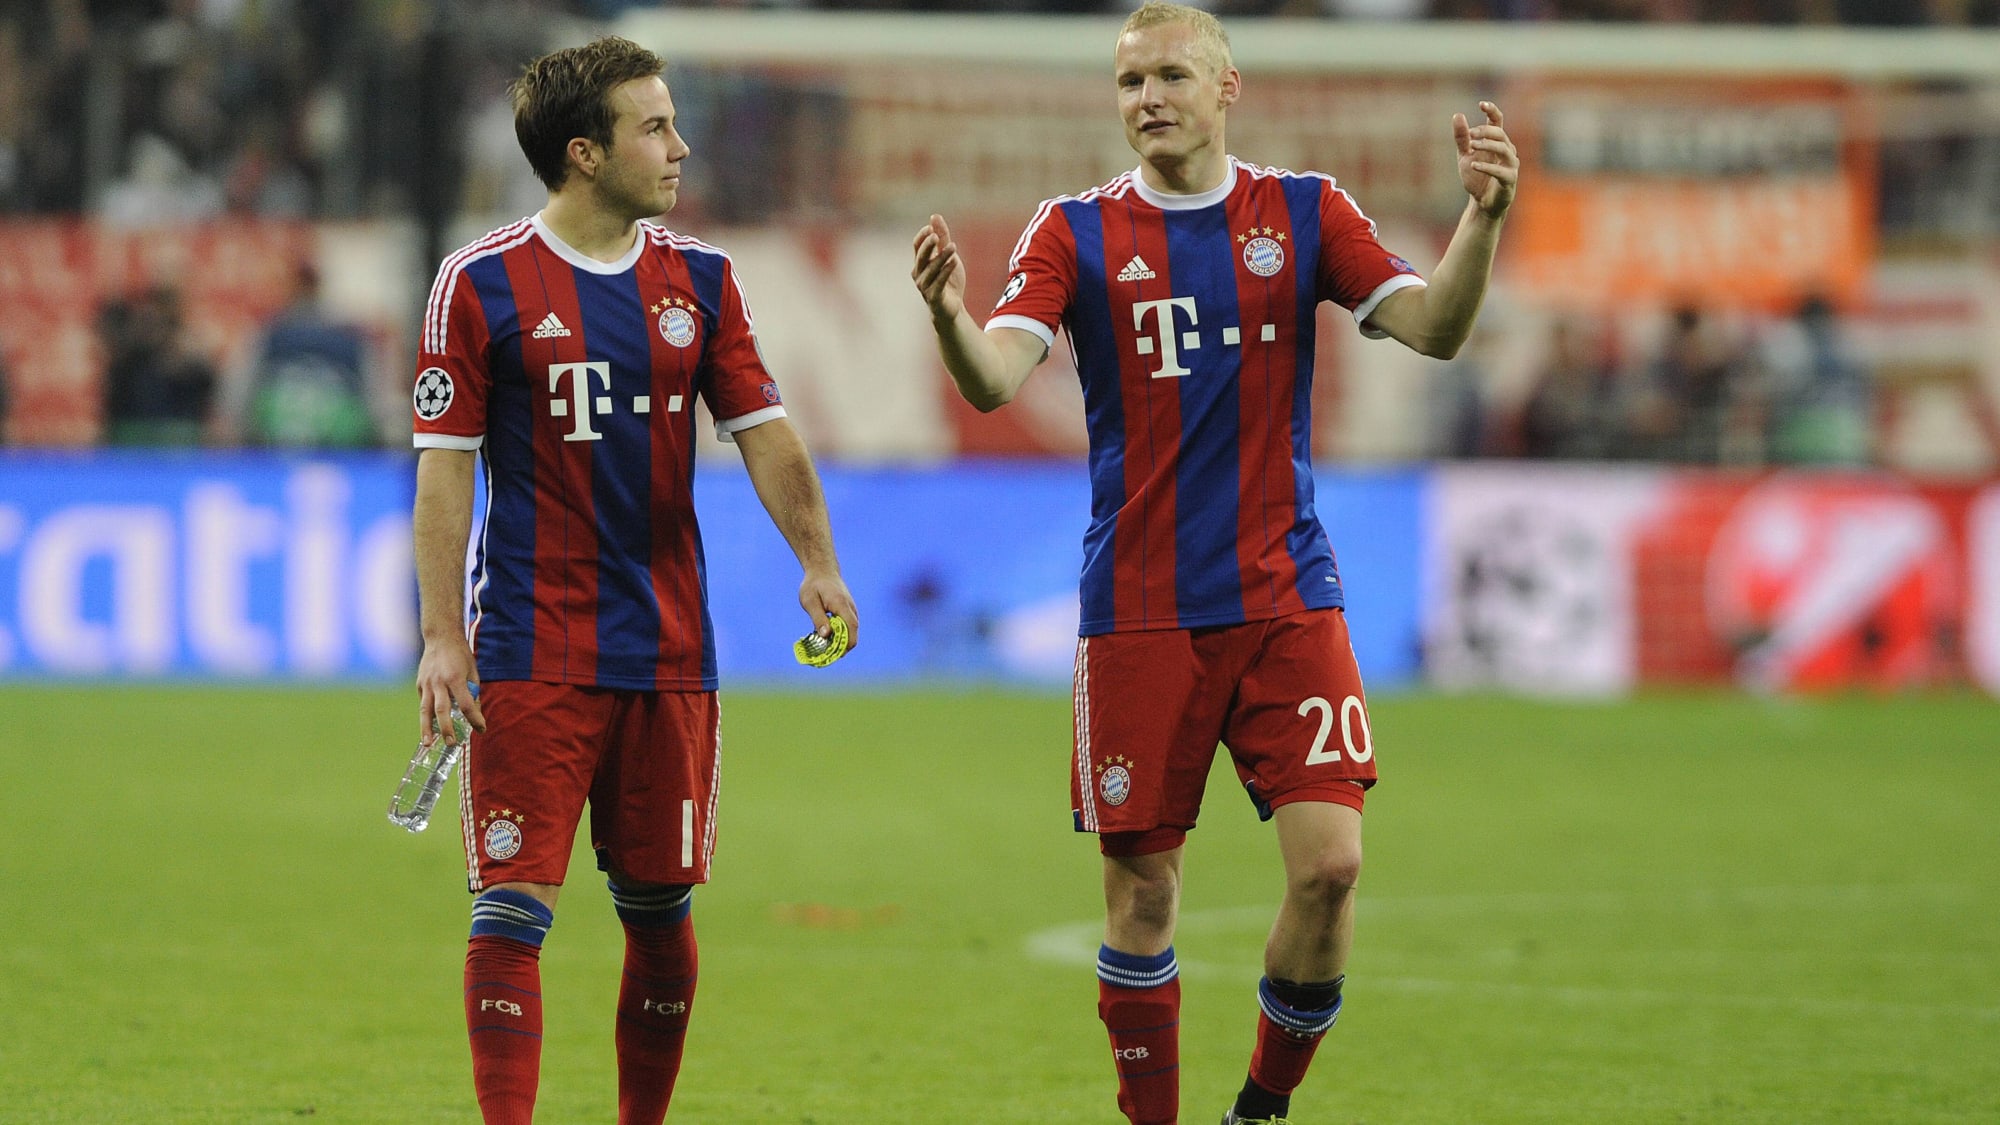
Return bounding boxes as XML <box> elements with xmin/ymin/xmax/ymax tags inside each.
<box><xmin>459</xmin><ymin>681</ymin><xmax>721</xmax><ymax>891</ymax></box>
<box><xmin>1072</xmin><ymin>608</ymin><xmax>1376</xmax><ymax>856</ymax></box>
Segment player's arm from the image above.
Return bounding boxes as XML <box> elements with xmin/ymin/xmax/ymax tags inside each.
<box><xmin>413</xmin><ymin>447</ymin><xmax>487</xmax><ymax>741</ymax></box>
<box><xmin>911</xmin><ymin>214</ymin><xmax>1046</xmax><ymax>412</ymax></box>
<box><xmin>1366</xmin><ymin>102</ymin><xmax>1519</xmax><ymax>360</ymax></box>
<box><xmin>732</xmin><ymin>417</ymin><xmax>860</xmax><ymax>649</ymax></box>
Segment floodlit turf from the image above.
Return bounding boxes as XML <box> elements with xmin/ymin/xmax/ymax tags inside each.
<box><xmin>2</xmin><ymin>686</ymin><xmax>1996</xmax><ymax>1123</ymax></box>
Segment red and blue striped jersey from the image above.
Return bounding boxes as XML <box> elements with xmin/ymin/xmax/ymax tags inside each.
<box><xmin>413</xmin><ymin>214</ymin><xmax>786</xmax><ymax>690</ymax></box>
<box><xmin>988</xmin><ymin>158</ymin><xmax>1426</xmax><ymax>635</ymax></box>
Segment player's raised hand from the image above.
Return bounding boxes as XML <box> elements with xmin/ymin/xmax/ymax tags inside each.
<box><xmin>1454</xmin><ymin>102</ymin><xmax>1519</xmax><ymax>219</ymax></box>
<box><xmin>911</xmin><ymin>214</ymin><xmax>967</xmax><ymax>321</ymax></box>
<box><xmin>800</xmin><ymin>569</ymin><xmax>860</xmax><ymax>652</ymax></box>
<box><xmin>415</xmin><ymin>635</ymin><xmax>486</xmax><ymax>747</ymax></box>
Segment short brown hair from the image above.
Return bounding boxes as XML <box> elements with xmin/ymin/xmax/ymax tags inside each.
<box><xmin>1119</xmin><ymin>2</ymin><xmax>1233</xmax><ymax>77</ymax></box>
<box><xmin>511</xmin><ymin>36</ymin><xmax>665</xmax><ymax>191</ymax></box>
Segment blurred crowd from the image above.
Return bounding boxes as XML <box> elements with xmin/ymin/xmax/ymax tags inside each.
<box><xmin>0</xmin><ymin>1</ymin><xmax>1986</xmax><ymax>457</ymax></box>
<box><xmin>1427</xmin><ymin>297</ymin><xmax>1878</xmax><ymax>467</ymax></box>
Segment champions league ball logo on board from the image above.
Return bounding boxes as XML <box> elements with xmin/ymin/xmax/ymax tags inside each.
<box><xmin>1096</xmin><ymin>756</ymin><xmax>1134</xmax><ymax>807</ymax></box>
<box><xmin>479</xmin><ymin>810</ymin><xmax>526</xmax><ymax>860</ymax></box>
<box><xmin>413</xmin><ymin>367</ymin><xmax>454</xmax><ymax>420</ymax></box>
<box><xmin>1238</xmin><ymin>227</ymin><xmax>1287</xmax><ymax>277</ymax></box>
<box><xmin>652</xmin><ymin>296</ymin><xmax>698</xmax><ymax>348</ymax></box>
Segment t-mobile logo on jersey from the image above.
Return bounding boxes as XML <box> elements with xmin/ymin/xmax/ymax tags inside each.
<box><xmin>1132</xmin><ymin>298</ymin><xmax>1200</xmax><ymax>379</ymax></box>
<box><xmin>1132</xmin><ymin>298</ymin><xmax>1278</xmax><ymax>379</ymax></box>
<box><xmin>546</xmin><ymin>362</ymin><xmax>682</xmax><ymax>442</ymax></box>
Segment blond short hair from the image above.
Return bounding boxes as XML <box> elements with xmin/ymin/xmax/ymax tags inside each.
<box><xmin>1119</xmin><ymin>2</ymin><xmax>1234</xmax><ymax>76</ymax></box>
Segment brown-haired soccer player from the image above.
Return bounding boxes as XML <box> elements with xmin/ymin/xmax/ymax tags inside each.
<box><xmin>912</xmin><ymin>4</ymin><xmax>1517</xmax><ymax>1122</ymax></box>
<box><xmin>411</xmin><ymin>36</ymin><xmax>858</xmax><ymax>1125</ymax></box>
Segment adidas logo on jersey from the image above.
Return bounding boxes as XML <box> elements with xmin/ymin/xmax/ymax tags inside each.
<box><xmin>1116</xmin><ymin>256</ymin><xmax>1156</xmax><ymax>282</ymax></box>
<box><xmin>531</xmin><ymin>312</ymin><xmax>572</xmax><ymax>339</ymax></box>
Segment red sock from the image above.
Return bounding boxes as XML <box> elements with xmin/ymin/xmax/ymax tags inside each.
<box><xmin>615</xmin><ymin>915</ymin><xmax>699</xmax><ymax>1125</ymax></box>
<box><xmin>464</xmin><ymin>934</ymin><xmax>543</xmax><ymax>1125</ymax></box>
<box><xmin>1097</xmin><ymin>974</ymin><xmax>1181</xmax><ymax>1125</ymax></box>
<box><xmin>1248</xmin><ymin>1009</ymin><xmax>1326</xmax><ymax>1095</ymax></box>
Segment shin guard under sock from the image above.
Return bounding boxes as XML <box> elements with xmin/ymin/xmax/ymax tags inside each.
<box><xmin>609</xmin><ymin>882</ymin><xmax>697</xmax><ymax>1125</ymax></box>
<box><xmin>464</xmin><ymin>889</ymin><xmax>554</xmax><ymax>1125</ymax></box>
<box><xmin>1096</xmin><ymin>944</ymin><xmax>1181</xmax><ymax>1125</ymax></box>
<box><xmin>1235</xmin><ymin>974</ymin><xmax>1344</xmax><ymax>1121</ymax></box>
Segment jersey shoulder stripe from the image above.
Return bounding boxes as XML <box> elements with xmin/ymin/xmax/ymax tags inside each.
<box><xmin>647</xmin><ymin>225</ymin><xmax>757</xmax><ymax>328</ymax></box>
<box><xmin>1005</xmin><ymin>172</ymin><xmax>1136</xmax><ymax>271</ymax></box>
<box><xmin>1239</xmin><ymin>161</ymin><xmax>1387</xmax><ymax>240</ymax></box>
<box><xmin>423</xmin><ymin>218</ymin><xmax>535</xmax><ymax>354</ymax></box>
<box><xmin>645</xmin><ymin>222</ymin><xmax>732</xmax><ymax>263</ymax></box>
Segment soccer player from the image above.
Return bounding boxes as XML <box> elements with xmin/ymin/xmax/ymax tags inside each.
<box><xmin>910</xmin><ymin>5</ymin><xmax>1516</xmax><ymax>1123</ymax></box>
<box><xmin>410</xmin><ymin>37</ymin><xmax>858</xmax><ymax>1125</ymax></box>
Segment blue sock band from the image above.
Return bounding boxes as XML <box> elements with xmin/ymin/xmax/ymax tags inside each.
<box><xmin>1258</xmin><ymin>975</ymin><xmax>1342</xmax><ymax>1036</ymax></box>
<box><xmin>1096</xmin><ymin>944</ymin><xmax>1179</xmax><ymax>990</ymax></box>
<box><xmin>469</xmin><ymin>888</ymin><xmax>555</xmax><ymax>947</ymax></box>
<box><xmin>607</xmin><ymin>880</ymin><xmax>693</xmax><ymax>928</ymax></box>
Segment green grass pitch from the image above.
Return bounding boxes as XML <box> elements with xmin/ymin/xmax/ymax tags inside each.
<box><xmin>2</xmin><ymin>686</ymin><xmax>1996</xmax><ymax>1123</ymax></box>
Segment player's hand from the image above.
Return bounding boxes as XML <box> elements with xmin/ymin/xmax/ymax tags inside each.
<box><xmin>911</xmin><ymin>214</ymin><xmax>967</xmax><ymax>322</ymax></box>
<box><xmin>1454</xmin><ymin>102</ymin><xmax>1518</xmax><ymax>219</ymax></box>
<box><xmin>415</xmin><ymin>635</ymin><xmax>486</xmax><ymax>747</ymax></box>
<box><xmin>800</xmin><ymin>568</ymin><xmax>860</xmax><ymax>652</ymax></box>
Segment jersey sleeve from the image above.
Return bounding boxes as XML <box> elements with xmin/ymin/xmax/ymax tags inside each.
<box><xmin>412</xmin><ymin>258</ymin><xmax>492</xmax><ymax>450</ymax></box>
<box><xmin>698</xmin><ymin>255</ymin><xmax>787</xmax><ymax>443</ymax></box>
<box><xmin>985</xmin><ymin>201</ymin><xmax>1077</xmax><ymax>350</ymax></box>
<box><xmin>1316</xmin><ymin>181</ymin><xmax>1427</xmax><ymax>340</ymax></box>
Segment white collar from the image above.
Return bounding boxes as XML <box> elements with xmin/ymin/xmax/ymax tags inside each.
<box><xmin>531</xmin><ymin>212</ymin><xmax>646</xmax><ymax>275</ymax></box>
<box><xmin>1130</xmin><ymin>157</ymin><xmax>1238</xmax><ymax>211</ymax></box>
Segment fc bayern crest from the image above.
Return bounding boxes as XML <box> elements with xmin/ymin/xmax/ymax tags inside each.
<box><xmin>999</xmin><ymin>272</ymin><xmax>1027</xmax><ymax>305</ymax></box>
<box><xmin>413</xmin><ymin>367</ymin><xmax>454</xmax><ymax>420</ymax></box>
<box><xmin>658</xmin><ymin>306</ymin><xmax>697</xmax><ymax>348</ymax></box>
<box><xmin>483</xmin><ymin>818</ymin><xmax>523</xmax><ymax>860</ymax></box>
<box><xmin>1099</xmin><ymin>763</ymin><xmax>1132</xmax><ymax>806</ymax></box>
<box><xmin>1243</xmin><ymin>236</ymin><xmax>1285</xmax><ymax>277</ymax></box>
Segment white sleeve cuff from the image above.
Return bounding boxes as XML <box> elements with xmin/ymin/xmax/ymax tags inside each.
<box><xmin>715</xmin><ymin>404</ymin><xmax>787</xmax><ymax>443</ymax></box>
<box><xmin>984</xmin><ymin>315</ymin><xmax>1057</xmax><ymax>350</ymax></box>
<box><xmin>414</xmin><ymin>433</ymin><xmax>484</xmax><ymax>451</ymax></box>
<box><xmin>1353</xmin><ymin>274</ymin><xmax>1428</xmax><ymax>340</ymax></box>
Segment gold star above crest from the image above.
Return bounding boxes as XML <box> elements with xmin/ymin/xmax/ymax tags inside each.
<box><xmin>1261</xmin><ymin>226</ymin><xmax>1275</xmax><ymax>237</ymax></box>
<box><xmin>1274</xmin><ymin>231</ymin><xmax>1286</xmax><ymax>242</ymax></box>
<box><xmin>1236</xmin><ymin>232</ymin><xmax>1249</xmax><ymax>243</ymax></box>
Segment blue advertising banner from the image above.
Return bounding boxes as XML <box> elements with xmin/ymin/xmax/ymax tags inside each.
<box><xmin>0</xmin><ymin>453</ymin><xmax>1425</xmax><ymax>689</ymax></box>
<box><xmin>696</xmin><ymin>462</ymin><xmax>1427</xmax><ymax>691</ymax></box>
<box><xmin>0</xmin><ymin>452</ymin><xmax>417</xmax><ymax>679</ymax></box>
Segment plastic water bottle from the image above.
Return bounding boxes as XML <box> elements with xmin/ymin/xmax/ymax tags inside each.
<box><xmin>388</xmin><ymin>707</ymin><xmax>471</xmax><ymax>832</ymax></box>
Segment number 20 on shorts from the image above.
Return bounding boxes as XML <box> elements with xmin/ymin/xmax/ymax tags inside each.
<box><xmin>1298</xmin><ymin>695</ymin><xmax>1373</xmax><ymax>765</ymax></box>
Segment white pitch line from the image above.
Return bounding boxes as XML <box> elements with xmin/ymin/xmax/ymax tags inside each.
<box><xmin>1024</xmin><ymin>884</ymin><xmax>1999</xmax><ymax>1021</ymax></box>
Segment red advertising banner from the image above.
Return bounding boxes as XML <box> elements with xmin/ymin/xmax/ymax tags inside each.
<box><xmin>1428</xmin><ymin>465</ymin><xmax>1997</xmax><ymax>696</ymax></box>
<box><xmin>1634</xmin><ymin>474</ymin><xmax>1974</xmax><ymax>692</ymax></box>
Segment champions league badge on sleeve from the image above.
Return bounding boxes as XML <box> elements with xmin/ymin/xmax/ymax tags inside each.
<box><xmin>479</xmin><ymin>810</ymin><xmax>526</xmax><ymax>860</ymax></box>
<box><xmin>999</xmin><ymin>273</ymin><xmax>1027</xmax><ymax>305</ymax></box>
<box><xmin>651</xmin><ymin>296</ymin><xmax>699</xmax><ymax>348</ymax></box>
<box><xmin>1096</xmin><ymin>756</ymin><xmax>1135</xmax><ymax>807</ymax></box>
<box><xmin>414</xmin><ymin>367</ymin><xmax>455</xmax><ymax>420</ymax></box>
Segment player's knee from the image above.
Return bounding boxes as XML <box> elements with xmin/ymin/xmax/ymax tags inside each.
<box><xmin>1286</xmin><ymin>849</ymin><xmax>1362</xmax><ymax>908</ymax></box>
<box><xmin>1110</xmin><ymin>870</ymin><xmax>1180</xmax><ymax>934</ymax></box>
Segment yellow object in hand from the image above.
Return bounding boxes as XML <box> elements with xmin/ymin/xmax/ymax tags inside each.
<box><xmin>793</xmin><ymin>614</ymin><xmax>850</xmax><ymax>668</ymax></box>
